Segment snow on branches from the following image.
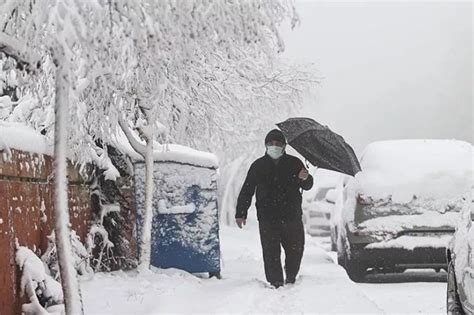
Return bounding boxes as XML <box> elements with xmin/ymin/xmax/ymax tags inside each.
<box><xmin>0</xmin><ymin>0</ymin><xmax>316</xmax><ymax>284</ymax></box>
<box><xmin>0</xmin><ymin>0</ymin><xmax>316</xmax><ymax>169</ymax></box>
<box><xmin>16</xmin><ymin>246</ymin><xmax>64</xmax><ymax>314</ymax></box>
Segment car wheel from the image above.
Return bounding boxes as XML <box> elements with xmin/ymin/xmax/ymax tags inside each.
<box><xmin>337</xmin><ymin>236</ymin><xmax>366</xmax><ymax>282</ymax></box>
<box><xmin>345</xmin><ymin>257</ymin><xmax>366</xmax><ymax>282</ymax></box>
<box><xmin>446</xmin><ymin>260</ymin><xmax>463</xmax><ymax>313</ymax></box>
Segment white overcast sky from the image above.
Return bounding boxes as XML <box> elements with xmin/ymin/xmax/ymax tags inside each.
<box><xmin>280</xmin><ymin>0</ymin><xmax>473</xmax><ymax>154</ymax></box>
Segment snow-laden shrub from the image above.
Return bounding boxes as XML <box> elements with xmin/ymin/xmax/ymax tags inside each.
<box><xmin>41</xmin><ymin>230</ymin><xmax>93</xmax><ymax>280</ymax></box>
<box><xmin>87</xmin><ymin>148</ymin><xmax>138</xmax><ymax>272</ymax></box>
<box><xmin>87</xmin><ymin>220</ymin><xmax>115</xmax><ymax>271</ymax></box>
<box><xmin>16</xmin><ymin>246</ymin><xmax>64</xmax><ymax>314</ymax></box>
<box><xmin>86</xmin><ymin>200</ymin><xmax>119</xmax><ymax>272</ymax></box>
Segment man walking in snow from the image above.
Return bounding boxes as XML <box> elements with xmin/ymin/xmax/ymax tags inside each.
<box><xmin>235</xmin><ymin>129</ymin><xmax>313</xmax><ymax>288</ymax></box>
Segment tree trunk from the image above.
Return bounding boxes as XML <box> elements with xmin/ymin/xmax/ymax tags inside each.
<box><xmin>53</xmin><ymin>53</ymin><xmax>83</xmax><ymax>314</ymax></box>
<box><xmin>139</xmin><ymin>130</ymin><xmax>154</xmax><ymax>269</ymax></box>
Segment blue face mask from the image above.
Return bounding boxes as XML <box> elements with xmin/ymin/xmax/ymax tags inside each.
<box><xmin>266</xmin><ymin>145</ymin><xmax>285</xmax><ymax>159</ymax></box>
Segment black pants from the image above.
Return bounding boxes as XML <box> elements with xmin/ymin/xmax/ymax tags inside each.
<box><xmin>258</xmin><ymin>218</ymin><xmax>305</xmax><ymax>285</ymax></box>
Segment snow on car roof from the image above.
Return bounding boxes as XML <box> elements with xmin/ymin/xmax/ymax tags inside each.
<box><xmin>355</xmin><ymin>139</ymin><xmax>473</xmax><ymax>202</ymax></box>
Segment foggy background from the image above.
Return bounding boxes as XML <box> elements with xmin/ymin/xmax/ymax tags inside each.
<box><xmin>281</xmin><ymin>0</ymin><xmax>473</xmax><ymax>154</ymax></box>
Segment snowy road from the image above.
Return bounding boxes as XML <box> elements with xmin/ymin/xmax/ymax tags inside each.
<box><xmin>81</xmin><ymin>224</ymin><xmax>447</xmax><ymax>314</ymax></box>
<box><xmin>358</xmin><ymin>271</ymin><xmax>446</xmax><ymax>314</ymax></box>
<box><xmin>321</xmin><ymin>238</ymin><xmax>447</xmax><ymax>314</ymax></box>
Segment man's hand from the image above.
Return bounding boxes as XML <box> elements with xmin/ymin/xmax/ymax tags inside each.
<box><xmin>298</xmin><ymin>168</ymin><xmax>309</xmax><ymax>181</ymax></box>
<box><xmin>236</xmin><ymin>218</ymin><xmax>246</xmax><ymax>229</ymax></box>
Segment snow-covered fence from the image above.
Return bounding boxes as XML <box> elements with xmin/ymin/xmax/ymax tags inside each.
<box><xmin>0</xmin><ymin>148</ymin><xmax>92</xmax><ymax>315</ymax></box>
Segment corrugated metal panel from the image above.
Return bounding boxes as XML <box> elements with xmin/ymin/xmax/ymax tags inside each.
<box><xmin>0</xmin><ymin>149</ymin><xmax>93</xmax><ymax>315</ymax></box>
<box><xmin>0</xmin><ymin>181</ymin><xmax>17</xmax><ymax>315</ymax></box>
<box><xmin>0</xmin><ymin>149</ymin><xmax>50</xmax><ymax>181</ymax></box>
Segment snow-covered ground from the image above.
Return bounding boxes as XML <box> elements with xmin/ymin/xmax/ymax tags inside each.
<box><xmin>81</xmin><ymin>222</ymin><xmax>446</xmax><ymax>314</ymax></box>
<box><xmin>319</xmin><ymin>237</ymin><xmax>446</xmax><ymax>314</ymax></box>
<box><xmin>359</xmin><ymin>274</ymin><xmax>445</xmax><ymax>314</ymax></box>
<box><xmin>82</xmin><ymin>221</ymin><xmax>380</xmax><ymax>314</ymax></box>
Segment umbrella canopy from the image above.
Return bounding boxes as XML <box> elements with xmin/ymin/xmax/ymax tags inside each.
<box><xmin>277</xmin><ymin>117</ymin><xmax>362</xmax><ymax>176</ymax></box>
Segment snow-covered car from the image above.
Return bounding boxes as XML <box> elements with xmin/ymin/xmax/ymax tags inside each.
<box><xmin>446</xmin><ymin>193</ymin><xmax>474</xmax><ymax>314</ymax></box>
<box><xmin>336</xmin><ymin>140</ymin><xmax>473</xmax><ymax>282</ymax></box>
<box><xmin>304</xmin><ymin>188</ymin><xmax>334</xmax><ymax>236</ymax></box>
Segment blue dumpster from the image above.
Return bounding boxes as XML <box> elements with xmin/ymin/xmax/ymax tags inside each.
<box><xmin>134</xmin><ymin>148</ymin><xmax>220</xmax><ymax>276</ymax></box>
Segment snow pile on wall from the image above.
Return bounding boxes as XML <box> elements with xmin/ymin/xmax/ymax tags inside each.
<box><xmin>16</xmin><ymin>246</ymin><xmax>64</xmax><ymax>314</ymax></box>
<box><xmin>0</xmin><ymin>121</ymin><xmax>53</xmax><ymax>156</ymax></box>
<box><xmin>0</xmin><ymin>121</ymin><xmax>121</xmax><ymax>180</ymax></box>
<box><xmin>355</xmin><ymin>139</ymin><xmax>473</xmax><ymax>203</ymax></box>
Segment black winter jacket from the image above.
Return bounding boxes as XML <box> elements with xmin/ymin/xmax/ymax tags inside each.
<box><xmin>235</xmin><ymin>153</ymin><xmax>313</xmax><ymax>222</ymax></box>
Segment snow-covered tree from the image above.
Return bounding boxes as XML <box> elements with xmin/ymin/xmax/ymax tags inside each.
<box><xmin>0</xmin><ymin>0</ymin><xmax>317</xmax><ymax>279</ymax></box>
<box><xmin>0</xmin><ymin>1</ymin><xmax>112</xmax><ymax>313</ymax></box>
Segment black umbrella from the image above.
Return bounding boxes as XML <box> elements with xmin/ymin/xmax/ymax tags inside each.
<box><xmin>277</xmin><ymin>117</ymin><xmax>362</xmax><ymax>176</ymax></box>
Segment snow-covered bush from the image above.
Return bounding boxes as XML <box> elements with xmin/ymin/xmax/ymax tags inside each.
<box><xmin>86</xmin><ymin>199</ymin><xmax>119</xmax><ymax>272</ymax></box>
<box><xmin>87</xmin><ymin>221</ymin><xmax>115</xmax><ymax>272</ymax></box>
<box><xmin>80</xmin><ymin>145</ymin><xmax>138</xmax><ymax>272</ymax></box>
<box><xmin>41</xmin><ymin>231</ymin><xmax>93</xmax><ymax>280</ymax></box>
<box><xmin>16</xmin><ymin>246</ymin><xmax>64</xmax><ymax>314</ymax></box>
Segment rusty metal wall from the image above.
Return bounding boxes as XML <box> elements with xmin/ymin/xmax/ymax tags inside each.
<box><xmin>0</xmin><ymin>149</ymin><xmax>92</xmax><ymax>315</ymax></box>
